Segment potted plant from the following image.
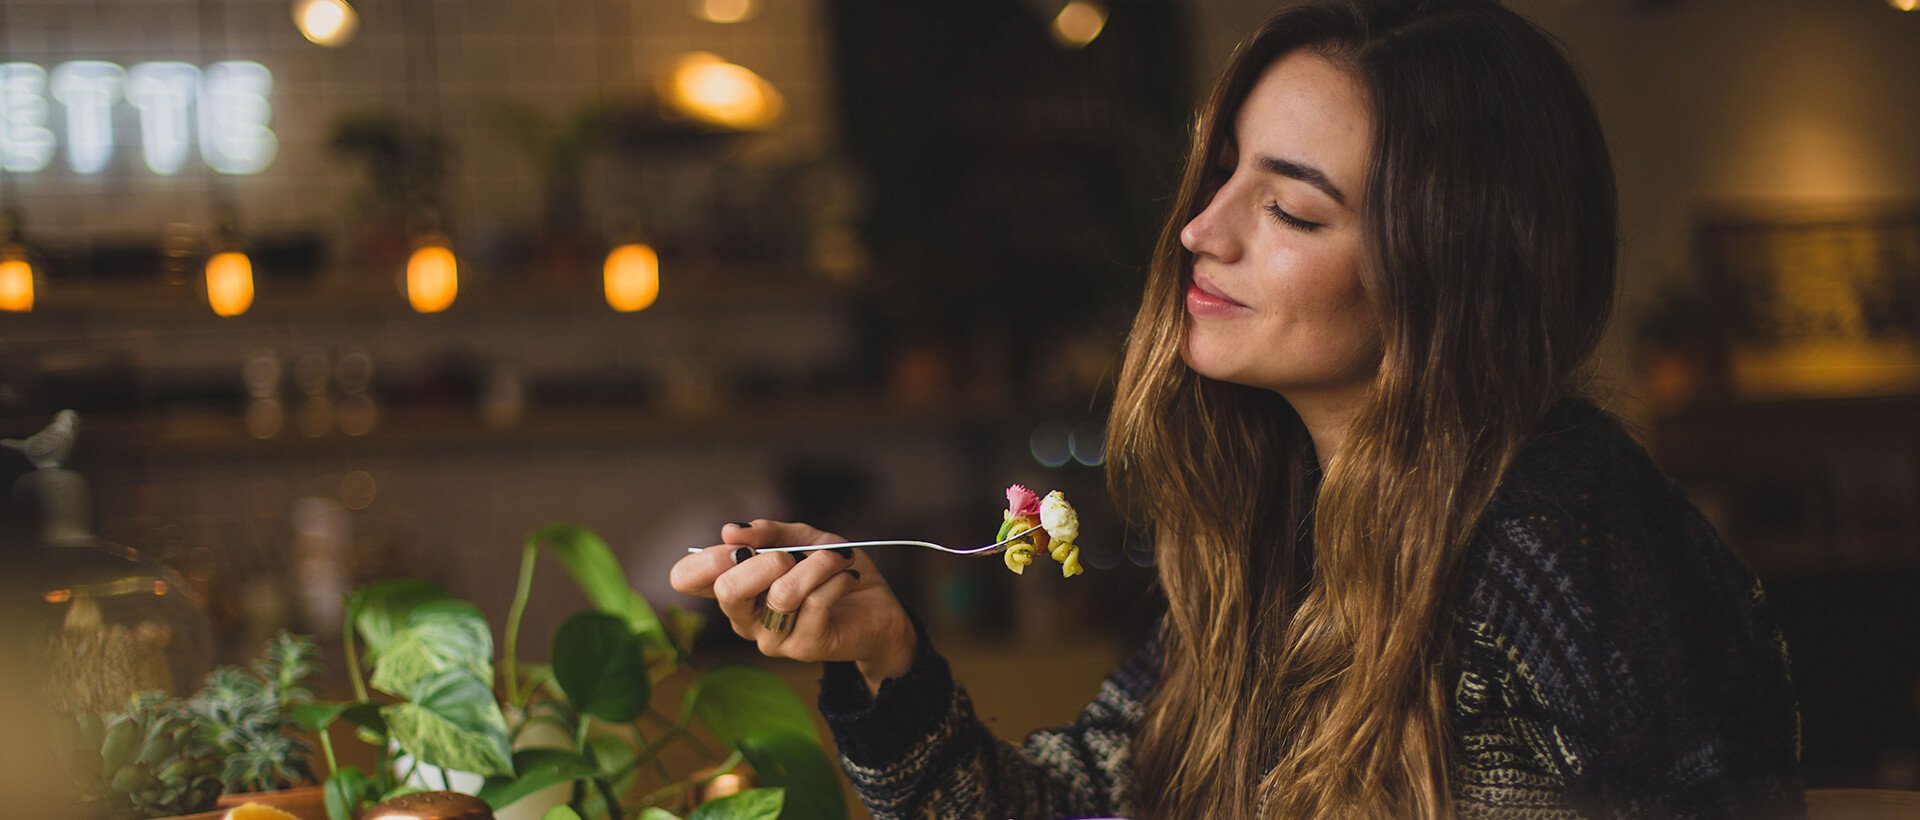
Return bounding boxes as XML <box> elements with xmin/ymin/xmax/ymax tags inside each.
<box><xmin>61</xmin><ymin>693</ymin><xmax>227</xmax><ymax>819</ymax></box>
<box><xmin>300</xmin><ymin>524</ymin><xmax>846</xmax><ymax>820</ymax></box>
<box><xmin>196</xmin><ymin>634</ymin><xmax>327</xmax><ymax>819</ymax></box>
<box><xmin>57</xmin><ymin>633</ymin><xmax>325</xmax><ymax>820</ymax></box>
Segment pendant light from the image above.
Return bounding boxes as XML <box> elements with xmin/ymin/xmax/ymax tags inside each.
<box><xmin>406</xmin><ymin>230</ymin><xmax>458</xmax><ymax>314</ymax></box>
<box><xmin>0</xmin><ymin>243</ymin><xmax>33</xmax><ymax>313</ymax></box>
<box><xmin>603</xmin><ymin>242</ymin><xmax>659</xmax><ymax>312</ymax></box>
<box><xmin>399</xmin><ymin>1</ymin><xmax>456</xmax><ymax>313</ymax></box>
<box><xmin>291</xmin><ymin>0</ymin><xmax>360</xmax><ymax>47</ymax></box>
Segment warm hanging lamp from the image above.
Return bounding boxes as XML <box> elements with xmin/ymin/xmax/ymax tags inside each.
<box><xmin>203</xmin><ymin>250</ymin><xmax>254</xmax><ymax>317</ymax></box>
<box><xmin>603</xmin><ymin>242</ymin><xmax>659</xmax><ymax>312</ymax></box>
<box><xmin>291</xmin><ymin>0</ymin><xmax>359</xmax><ymax>47</ymax></box>
<box><xmin>1050</xmin><ymin>1</ymin><xmax>1108</xmax><ymax>49</ymax></box>
<box><xmin>0</xmin><ymin>159</ymin><xmax>32</xmax><ymax>312</ymax></box>
<box><xmin>406</xmin><ymin>233</ymin><xmax>458</xmax><ymax>314</ymax></box>
<box><xmin>0</xmin><ymin>244</ymin><xmax>33</xmax><ymax>313</ymax></box>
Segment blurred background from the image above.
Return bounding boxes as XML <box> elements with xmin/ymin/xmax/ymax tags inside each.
<box><xmin>2</xmin><ymin>0</ymin><xmax>1916</xmax><ymax>808</ymax></box>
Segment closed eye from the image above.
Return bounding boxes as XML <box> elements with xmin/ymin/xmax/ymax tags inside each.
<box><xmin>1264</xmin><ymin>203</ymin><xmax>1323</xmax><ymax>232</ymax></box>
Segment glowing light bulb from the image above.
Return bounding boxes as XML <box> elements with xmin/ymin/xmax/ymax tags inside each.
<box><xmin>0</xmin><ymin>253</ymin><xmax>33</xmax><ymax>312</ymax></box>
<box><xmin>293</xmin><ymin>0</ymin><xmax>360</xmax><ymax>47</ymax></box>
<box><xmin>604</xmin><ymin>243</ymin><xmax>660</xmax><ymax>312</ymax></box>
<box><xmin>665</xmin><ymin>52</ymin><xmax>783</xmax><ymax>130</ymax></box>
<box><xmin>406</xmin><ymin>240</ymin><xmax>458</xmax><ymax>313</ymax></box>
<box><xmin>1051</xmin><ymin>1</ymin><xmax>1108</xmax><ymax>50</ymax></box>
<box><xmin>205</xmin><ymin>250</ymin><xmax>254</xmax><ymax>317</ymax></box>
<box><xmin>695</xmin><ymin>0</ymin><xmax>757</xmax><ymax>24</ymax></box>
<box><xmin>1892</xmin><ymin>0</ymin><xmax>1919</xmax><ymax>11</ymax></box>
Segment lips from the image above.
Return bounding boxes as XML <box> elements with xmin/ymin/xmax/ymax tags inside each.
<box><xmin>1185</xmin><ymin>273</ymin><xmax>1250</xmax><ymax>316</ymax></box>
<box><xmin>1189</xmin><ymin>273</ymin><xmax>1245</xmax><ymax>306</ymax></box>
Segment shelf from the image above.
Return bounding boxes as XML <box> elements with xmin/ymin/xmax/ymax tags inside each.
<box><xmin>0</xmin><ymin>274</ymin><xmax>856</xmax><ymax>324</ymax></box>
<box><xmin>21</xmin><ymin>396</ymin><xmax>1033</xmax><ymax>462</ymax></box>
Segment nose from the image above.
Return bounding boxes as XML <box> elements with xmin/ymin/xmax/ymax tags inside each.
<box><xmin>1180</xmin><ymin>185</ymin><xmax>1240</xmax><ymax>264</ymax></box>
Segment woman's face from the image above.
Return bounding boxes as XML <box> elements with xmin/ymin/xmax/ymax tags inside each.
<box><xmin>1180</xmin><ymin>50</ymin><xmax>1381</xmax><ymax>400</ymax></box>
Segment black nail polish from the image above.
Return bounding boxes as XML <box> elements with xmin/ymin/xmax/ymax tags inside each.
<box><xmin>845</xmin><ymin>569</ymin><xmax>862</xmax><ymax>581</ymax></box>
<box><xmin>731</xmin><ymin>546</ymin><xmax>754</xmax><ymax>564</ymax></box>
<box><xmin>729</xmin><ymin>521</ymin><xmax>753</xmax><ymax>529</ymax></box>
<box><xmin>831</xmin><ymin>547</ymin><xmax>854</xmax><ymax>560</ymax></box>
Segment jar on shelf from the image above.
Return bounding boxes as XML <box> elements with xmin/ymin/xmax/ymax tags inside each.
<box><xmin>7</xmin><ymin>411</ymin><xmax>212</xmax><ymax>713</ymax></box>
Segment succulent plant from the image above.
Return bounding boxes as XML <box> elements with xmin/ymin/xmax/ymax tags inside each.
<box><xmin>61</xmin><ymin>692</ymin><xmax>225</xmax><ymax>819</ymax></box>
<box><xmin>188</xmin><ymin>631</ymin><xmax>319</xmax><ymax>794</ymax></box>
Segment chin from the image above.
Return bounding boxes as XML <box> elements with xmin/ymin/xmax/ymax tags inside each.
<box><xmin>1179</xmin><ymin>337</ymin><xmax>1262</xmax><ymax>389</ymax></box>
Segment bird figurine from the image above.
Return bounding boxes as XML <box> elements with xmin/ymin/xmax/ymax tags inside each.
<box><xmin>2</xmin><ymin>409</ymin><xmax>79</xmax><ymax>469</ymax></box>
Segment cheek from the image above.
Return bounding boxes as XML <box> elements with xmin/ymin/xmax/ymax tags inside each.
<box><xmin>1272</xmin><ymin>253</ymin><xmax>1378</xmax><ymax>363</ymax></box>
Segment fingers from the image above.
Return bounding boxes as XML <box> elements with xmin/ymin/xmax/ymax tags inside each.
<box><xmin>717</xmin><ymin>519</ymin><xmax>843</xmax><ymax>550</ymax></box>
<box><xmin>670</xmin><ymin>518</ymin><xmax>851</xmax><ymax>600</ymax></box>
<box><xmin>763</xmin><ymin>550</ymin><xmax>856</xmax><ymax>613</ymax></box>
<box><xmin>712</xmin><ymin>549</ymin><xmax>796</xmax><ymax>638</ymax></box>
<box><xmin>761</xmin><ymin>567</ymin><xmax>862</xmax><ymax>662</ymax></box>
<box><xmin>669</xmin><ymin>545</ymin><xmax>736</xmax><ymax>598</ymax></box>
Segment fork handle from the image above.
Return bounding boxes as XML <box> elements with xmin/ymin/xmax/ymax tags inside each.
<box><xmin>683</xmin><ymin>540</ymin><xmax>932</xmax><ymax>556</ymax></box>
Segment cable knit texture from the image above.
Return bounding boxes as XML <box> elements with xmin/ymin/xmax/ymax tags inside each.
<box><xmin>817</xmin><ymin>399</ymin><xmax>1804</xmax><ymax>818</ymax></box>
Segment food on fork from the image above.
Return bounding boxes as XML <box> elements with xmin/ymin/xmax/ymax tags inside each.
<box><xmin>997</xmin><ymin>484</ymin><xmax>1084</xmax><ymax>578</ymax></box>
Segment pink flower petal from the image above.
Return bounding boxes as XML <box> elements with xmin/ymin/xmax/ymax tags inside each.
<box><xmin>1005</xmin><ymin>483</ymin><xmax>1040</xmax><ymax>516</ymax></box>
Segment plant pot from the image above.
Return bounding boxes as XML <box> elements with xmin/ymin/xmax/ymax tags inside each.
<box><xmin>390</xmin><ymin>716</ymin><xmax>573</xmax><ymax>820</ymax></box>
<box><xmin>215</xmin><ymin>784</ymin><xmax>329</xmax><ymax>820</ymax></box>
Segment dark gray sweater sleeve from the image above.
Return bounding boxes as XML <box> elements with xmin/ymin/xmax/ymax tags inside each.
<box><xmin>817</xmin><ymin>611</ymin><xmax>1157</xmax><ymax>819</ymax></box>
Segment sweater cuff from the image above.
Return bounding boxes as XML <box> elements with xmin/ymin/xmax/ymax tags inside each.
<box><xmin>817</xmin><ymin>608</ymin><xmax>956</xmax><ymax>766</ymax></box>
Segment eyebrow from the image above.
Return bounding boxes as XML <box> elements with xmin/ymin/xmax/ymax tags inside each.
<box><xmin>1255</xmin><ymin>154</ymin><xmax>1349</xmax><ymax>209</ymax></box>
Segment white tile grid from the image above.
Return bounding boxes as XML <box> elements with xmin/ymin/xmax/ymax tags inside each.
<box><xmin>5</xmin><ymin>0</ymin><xmax>837</xmax><ymax>265</ymax></box>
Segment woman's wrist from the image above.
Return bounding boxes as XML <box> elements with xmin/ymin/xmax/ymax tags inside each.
<box><xmin>854</xmin><ymin>613</ymin><xmax>917</xmax><ymax>695</ymax></box>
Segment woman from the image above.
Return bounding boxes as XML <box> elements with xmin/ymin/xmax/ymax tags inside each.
<box><xmin>669</xmin><ymin>0</ymin><xmax>1804</xmax><ymax>816</ymax></box>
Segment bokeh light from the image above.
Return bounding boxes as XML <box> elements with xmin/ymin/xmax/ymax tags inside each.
<box><xmin>204</xmin><ymin>251</ymin><xmax>254</xmax><ymax>317</ymax></box>
<box><xmin>694</xmin><ymin>0</ymin><xmax>757</xmax><ymax>24</ymax></box>
<box><xmin>293</xmin><ymin>0</ymin><xmax>360</xmax><ymax>47</ymax></box>
<box><xmin>1050</xmin><ymin>1</ymin><xmax>1107</xmax><ymax>50</ymax></box>
<box><xmin>1030</xmin><ymin>423</ymin><xmax>1073</xmax><ymax>468</ymax></box>
<box><xmin>604</xmin><ymin>243</ymin><xmax>661</xmax><ymax>312</ymax></box>
<box><xmin>406</xmin><ymin>240</ymin><xmax>458</xmax><ymax>314</ymax></box>
<box><xmin>665</xmin><ymin>52</ymin><xmax>784</xmax><ymax>130</ymax></box>
<box><xmin>0</xmin><ymin>255</ymin><xmax>33</xmax><ymax>312</ymax></box>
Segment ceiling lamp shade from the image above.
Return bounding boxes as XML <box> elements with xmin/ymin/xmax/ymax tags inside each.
<box><xmin>0</xmin><ymin>249</ymin><xmax>32</xmax><ymax>312</ymax></box>
<box><xmin>292</xmin><ymin>0</ymin><xmax>360</xmax><ymax>47</ymax></box>
<box><xmin>604</xmin><ymin>243</ymin><xmax>660</xmax><ymax>312</ymax></box>
<box><xmin>663</xmin><ymin>52</ymin><xmax>784</xmax><ymax>131</ymax></box>
<box><xmin>1051</xmin><ymin>1</ymin><xmax>1108</xmax><ymax>50</ymax></box>
<box><xmin>406</xmin><ymin>239</ymin><xmax>458</xmax><ymax>314</ymax></box>
<box><xmin>694</xmin><ymin>0</ymin><xmax>757</xmax><ymax>24</ymax></box>
<box><xmin>204</xmin><ymin>251</ymin><xmax>254</xmax><ymax>317</ymax></box>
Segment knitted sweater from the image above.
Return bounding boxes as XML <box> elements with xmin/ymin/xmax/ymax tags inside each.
<box><xmin>817</xmin><ymin>400</ymin><xmax>1805</xmax><ymax>818</ymax></box>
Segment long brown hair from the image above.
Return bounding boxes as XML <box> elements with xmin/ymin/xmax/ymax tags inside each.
<box><xmin>1107</xmin><ymin>1</ymin><xmax>1618</xmax><ymax>815</ymax></box>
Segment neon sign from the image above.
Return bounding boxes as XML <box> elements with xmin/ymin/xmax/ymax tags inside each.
<box><xmin>0</xmin><ymin>60</ymin><xmax>276</xmax><ymax>176</ymax></box>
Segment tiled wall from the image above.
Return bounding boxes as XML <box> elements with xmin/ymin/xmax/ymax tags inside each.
<box><xmin>0</xmin><ymin>0</ymin><xmax>835</xmax><ymax>252</ymax></box>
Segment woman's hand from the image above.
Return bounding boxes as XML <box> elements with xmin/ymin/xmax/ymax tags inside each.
<box><xmin>669</xmin><ymin>520</ymin><xmax>917</xmax><ymax>694</ymax></box>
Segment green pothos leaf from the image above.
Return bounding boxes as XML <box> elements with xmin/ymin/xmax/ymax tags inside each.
<box><xmin>552</xmin><ymin>611</ymin><xmax>651</xmax><ymax>723</ymax></box>
<box><xmin>370</xmin><ymin>600</ymin><xmax>494</xmax><ymax>700</ymax></box>
<box><xmin>529</xmin><ymin>524</ymin><xmax>670</xmax><ymax>644</ymax></box>
<box><xmin>380</xmin><ymin>669</ymin><xmax>513</xmax><ymax>778</ymax></box>
<box><xmin>347</xmin><ymin>580</ymin><xmax>452</xmax><ymax>665</ymax></box>
<box><xmin>690</xmin><ymin>788</ymin><xmax>785</xmax><ymax>820</ymax></box>
<box><xmin>475</xmin><ymin>748</ymin><xmax>599</xmax><ymax>810</ymax></box>
<box><xmin>688</xmin><ymin>666</ymin><xmax>819</xmax><ymax>744</ymax></box>
<box><xmin>324</xmin><ymin>767</ymin><xmax>369</xmax><ymax>820</ymax></box>
<box><xmin>735</xmin><ymin>732</ymin><xmax>844</xmax><ymax>820</ymax></box>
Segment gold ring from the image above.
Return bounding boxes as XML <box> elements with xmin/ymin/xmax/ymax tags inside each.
<box><xmin>761</xmin><ymin>605</ymin><xmax>797</xmax><ymax>634</ymax></box>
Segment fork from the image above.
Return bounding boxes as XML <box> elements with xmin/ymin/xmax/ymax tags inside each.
<box><xmin>685</xmin><ymin>526</ymin><xmax>1041</xmax><ymax>558</ymax></box>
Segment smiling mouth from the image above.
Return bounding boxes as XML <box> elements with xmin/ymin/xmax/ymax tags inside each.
<box><xmin>1187</xmin><ymin>274</ymin><xmax>1248</xmax><ymax>309</ymax></box>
